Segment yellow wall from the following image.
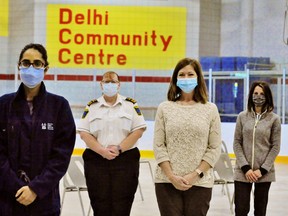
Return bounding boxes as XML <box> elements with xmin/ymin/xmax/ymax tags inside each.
<box><xmin>0</xmin><ymin>0</ymin><xmax>9</xmax><ymax>36</ymax></box>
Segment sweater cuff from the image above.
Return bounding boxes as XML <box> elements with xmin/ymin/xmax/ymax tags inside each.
<box><xmin>260</xmin><ymin>167</ymin><xmax>268</xmax><ymax>176</ymax></box>
<box><xmin>241</xmin><ymin>165</ymin><xmax>251</xmax><ymax>174</ymax></box>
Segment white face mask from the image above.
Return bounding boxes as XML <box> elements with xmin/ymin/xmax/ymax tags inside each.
<box><xmin>102</xmin><ymin>83</ymin><xmax>119</xmax><ymax>97</ymax></box>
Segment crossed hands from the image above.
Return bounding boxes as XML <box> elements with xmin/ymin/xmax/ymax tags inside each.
<box><xmin>168</xmin><ymin>172</ymin><xmax>199</xmax><ymax>191</ymax></box>
<box><xmin>245</xmin><ymin>169</ymin><xmax>262</xmax><ymax>183</ymax></box>
<box><xmin>101</xmin><ymin>145</ymin><xmax>120</xmax><ymax>160</ymax></box>
<box><xmin>15</xmin><ymin>186</ymin><xmax>37</xmax><ymax>206</ymax></box>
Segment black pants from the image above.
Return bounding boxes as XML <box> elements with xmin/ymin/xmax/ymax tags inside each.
<box><xmin>155</xmin><ymin>183</ymin><xmax>212</xmax><ymax>216</ymax></box>
<box><xmin>83</xmin><ymin>148</ymin><xmax>140</xmax><ymax>216</ymax></box>
<box><xmin>234</xmin><ymin>181</ymin><xmax>271</xmax><ymax>216</ymax></box>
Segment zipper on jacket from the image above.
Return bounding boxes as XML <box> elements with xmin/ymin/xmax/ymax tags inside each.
<box><xmin>252</xmin><ymin>114</ymin><xmax>261</xmax><ymax>169</ymax></box>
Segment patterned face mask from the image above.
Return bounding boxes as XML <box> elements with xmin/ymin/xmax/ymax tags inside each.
<box><xmin>252</xmin><ymin>94</ymin><xmax>266</xmax><ymax>107</ymax></box>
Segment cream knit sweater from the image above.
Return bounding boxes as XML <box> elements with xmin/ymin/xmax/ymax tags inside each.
<box><xmin>153</xmin><ymin>101</ymin><xmax>222</xmax><ymax>188</ymax></box>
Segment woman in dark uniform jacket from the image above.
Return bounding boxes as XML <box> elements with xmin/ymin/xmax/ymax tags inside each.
<box><xmin>0</xmin><ymin>43</ymin><xmax>76</xmax><ymax>216</ymax></box>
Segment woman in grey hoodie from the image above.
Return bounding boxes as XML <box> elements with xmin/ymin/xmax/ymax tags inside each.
<box><xmin>233</xmin><ymin>81</ymin><xmax>281</xmax><ymax>216</ymax></box>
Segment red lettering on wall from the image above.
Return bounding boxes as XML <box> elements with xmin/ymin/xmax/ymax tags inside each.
<box><xmin>59</xmin><ymin>8</ymin><xmax>72</xmax><ymax>24</ymax></box>
<box><xmin>59</xmin><ymin>29</ymin><xmax>71</xmax><ymax>44</ymax></box>
<box><xmin>106</xmin><ymin>54</ymin><xmax>114</xmax><ymax>64</ymax></box>
<box><xmin>58</xmin><ymin>48</ymin><xmax>71</xmax><ymax>64</ymax></box>
<box><xmin>74</xmin><ymin>53</ymin><xmax>84</xmax><ymax>64</ymax></box>
<box><xmin>74</xmin><ymin>34</ymin><xmax>84</xmax><ymax>44</ymax></box>
<box><xmin>87</xmin><ymin>54</ymin><xmax>96</xmax><ymax>64</ymax></box>
<box><xmin>75</xmin><ymin>14</ymin><xmax>85</xmax><ymax>24</ymax></box>
<box><xmin>117</xmin><ymin>55</ymin><xmax>127</xmax><ymax>65</ymax></box>
<box><xmin>98</xmin><ymin>49</ymin><xmax>105</xmax><ymax>64</ymax></box>
<box><xmin>58</xmin><ymin>48</ymin><xmax>127</xmax><ymax>66</ymax></box>
<box><xmin>59</xmin><ymin>8</ymin><xmax>109</xmax><ymax>25</ymax></box>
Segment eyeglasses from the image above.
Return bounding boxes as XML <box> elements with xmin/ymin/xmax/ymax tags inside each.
<box><xmin>101</xmin><ymin>80</ymin><xmax>119</xmax><ymax>84</ymax></box>
<box><xmin>19</xmin><ymin>59</ymin><xmax>45</xmax><ymax>69</ymax></box>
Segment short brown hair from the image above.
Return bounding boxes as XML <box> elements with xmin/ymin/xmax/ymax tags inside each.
<box><xmin>102</xmin><ymin>71</ymin><xmax>120</xmax><ymax>82</ymax></box>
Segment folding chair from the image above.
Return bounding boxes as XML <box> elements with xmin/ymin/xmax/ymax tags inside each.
<box><xmin>60</xmin><ymin>156</ymin><xmax>89</xmax><ymax>216</ymax></box>
<box><xmin>221</xmin><ymin>140</ymin><xmax>229</xmax><ymax>153</ymax></box>
<box><xmin>221</xmin><ymin>140</ymin><xmax>236</xmax><ymax>167</ymax></box>
<box><xmin>214</xmin><ymin>152</ymin><xmax>235</xmax><ymax>215</ymax></box>
<box><xmin>138</xmin><ymin>159</ymin><xmax>154</xmax><ymax>201</ymax></box>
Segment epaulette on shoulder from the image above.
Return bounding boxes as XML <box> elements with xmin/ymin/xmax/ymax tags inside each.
<box><xmin>87</xmin><ymin>99</ymin><xmax>98</xmax><ymax>106</ymax></box>
<box><xmin>125</xmin><ymin>97</ymin><xmax>137</xmax><ymax>104</ymax></box>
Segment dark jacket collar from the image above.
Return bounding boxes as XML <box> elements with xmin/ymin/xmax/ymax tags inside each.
<box><xmin>13</xmin><ymin>82</ymin><xmax>47</xmax><ymax>104</ymax></box>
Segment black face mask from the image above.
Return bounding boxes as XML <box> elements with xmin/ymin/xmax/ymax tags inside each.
<box><xmin>252</xmin><ymin>94</ymin><xmax>266</xmax><ymax>107</ymax></box>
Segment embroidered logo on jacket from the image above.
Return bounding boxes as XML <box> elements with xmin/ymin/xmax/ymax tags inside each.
<box><xmin>134</xmin><ymin>106</ymin><xmax>142</xmax><ymax>116</ymax></box>
<box><xmin>82</xmin><ymin>108</ymin><xmax>89</xmax><ymax>119</ymax></box>
<box><xmin>41</xmin><ymin>123</ymin><xmax>54</xmax><ymax>130</ymax></box>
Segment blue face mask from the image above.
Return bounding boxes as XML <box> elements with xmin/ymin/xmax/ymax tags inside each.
<box><xmin>176</xmin><ymin>78</ymin><xmax>198</xmax><ymax>93</ymax></box>
<box><xmin>20</xmin><ymin>66</ymin><xmax>45</xmax><ymax>88</ymax></box>
<box><xmin>102</xmin><ymin>83</ymin><xmax>119</xmax><ymax>97</ymax></box>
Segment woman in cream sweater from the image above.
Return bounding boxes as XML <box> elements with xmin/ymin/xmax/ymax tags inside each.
<box><xmin>153</xmin><ymin>58</ymin><xmax>222</xmax><ymax>216</ymax></box>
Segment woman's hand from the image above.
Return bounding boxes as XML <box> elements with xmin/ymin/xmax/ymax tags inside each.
<box><xmin>253</xmin><ymin>169</ymin><xmax>262</xmax><ymax>178</ymax></box>
<box><xmin>183</xmin><ymin>171</ymin><xmax>199</xmax><ymax>186</ymax></box>
<box><xmin>15</xmin><ymin>186</ymin><xmax>37</xmax><ymax>206</ymax></box>
<box><xmin>168</xmin><ymin>174</ymin><xmax>192</xmax><ymax>191</ymax></box>
<box><xmin>245</xmin><ymin>169</ymin><xmax>259</xmax><ymax>182</ymax></box>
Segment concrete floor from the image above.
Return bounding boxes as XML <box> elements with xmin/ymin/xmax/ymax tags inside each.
<box><xmin>60</xmin><ymin>159</ymin><xmax>288</xmax><ymax>216</ymax></box>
